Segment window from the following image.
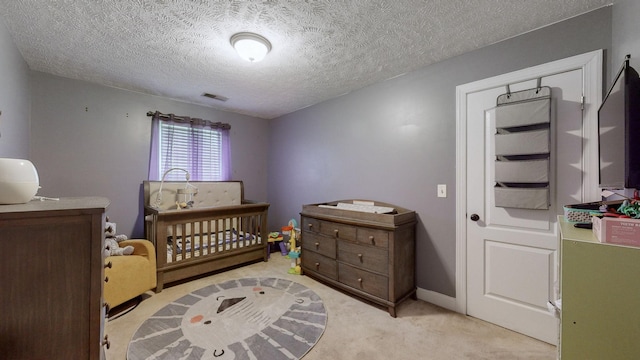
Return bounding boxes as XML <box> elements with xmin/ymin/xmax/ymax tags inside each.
<box><xmin>148</xmin><ymin>112</ymin><xmax>231</xmax><ymax>181</ymax></box>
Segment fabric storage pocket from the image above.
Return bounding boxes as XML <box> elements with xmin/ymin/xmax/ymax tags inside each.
<box><xmin>495</xmin><ymin>129</ymin><xmax>549</xmax><ymax>156</ymax></box>
<box><xmin>494</xmin><ymin>86</ymin><xmax>551</xmax><ymax>210</ymax></box>
<box><xmin>495</xmin><ymin>96</ymin><xmax>550</xmax><ymax>128</ymax></box>
<box><xmin>494</xmin><ymin>184</ymin><xmax>550</xmax><ymax>210</ymax></box>
<box><xmin>495</xmin><ymin>159</ymin><xmax>549</xmax><ymax>183</ymax></box>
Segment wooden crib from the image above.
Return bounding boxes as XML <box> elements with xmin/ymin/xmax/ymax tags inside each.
<box><xmin>143</xmin><ymin>181</ymin><xmax>269</xmax><ymax>292</ymax></box>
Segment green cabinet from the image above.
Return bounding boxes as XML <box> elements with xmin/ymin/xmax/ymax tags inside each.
<box><xmin>559</xmin><ymin>217</ymin><xmax>640</xmax><ymax>359</ymax></box>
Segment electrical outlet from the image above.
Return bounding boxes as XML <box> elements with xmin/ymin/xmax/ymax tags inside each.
<box><xmin>437</xmin><ymin>184</ymin><xmax>447</xmax><ymax>198</ymax></box>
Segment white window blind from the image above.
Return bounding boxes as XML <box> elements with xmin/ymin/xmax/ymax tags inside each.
<box><xmin>158</xmin><ymin>122</ymin><xmax>223</xmax><ymax>181</ymax></box>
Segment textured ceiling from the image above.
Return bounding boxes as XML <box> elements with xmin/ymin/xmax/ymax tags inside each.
<box><xmin>0</xmin><ymin>0</ymin><xmax>610</xmax><ymax>119</ymax></box>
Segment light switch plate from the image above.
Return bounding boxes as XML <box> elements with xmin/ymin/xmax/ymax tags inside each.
<box><xmin>437</xmin><ymin>184</ymin><xmax>447</xmax><ymax>198</ymax></box>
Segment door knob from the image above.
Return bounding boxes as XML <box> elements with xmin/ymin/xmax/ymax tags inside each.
<box><xmin>470</xmin><ymin>214</ymin><xmax>480</xmax><ymax>222</ymax></box>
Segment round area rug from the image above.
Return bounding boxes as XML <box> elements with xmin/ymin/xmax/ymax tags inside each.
<box><xmin>127</xmin><ymin>277</ymin><xmax>327</xmax><ymax>360</ymax></box>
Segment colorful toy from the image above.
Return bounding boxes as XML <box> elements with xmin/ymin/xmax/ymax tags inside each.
<box><xmin>279</xmin><ymin>241</ymin><xmax>288</xmax><ymax>255</ymax></box>
<box><xmin>267</xmin><ymin>232</ymin><xmax>287</xmax><ymax>257</ymax></box>
<box><xmin>617</xmin><ymin>200</ymin><xmax>640</xmax><ymax>218</ymax></box>
<box><xmin>287</xmin><ymin>250</ymin><xmax>301</xmax><ymax>275</ymax></box>
<box><xmin>285</xmin><ymin>219</ymin><xmax>301</xmax><ymax>274</ymax></box>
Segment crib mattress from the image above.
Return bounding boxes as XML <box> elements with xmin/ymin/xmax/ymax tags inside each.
<box><xmin>166</xmin><ymin>230</ymin><xmax>262</xmax><ymax>262</ymax></box>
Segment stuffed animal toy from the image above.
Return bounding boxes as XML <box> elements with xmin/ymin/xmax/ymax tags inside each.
<box><xmin>105</xmin><ymin>221</ymin><xmax>115</xmax><ymax>237</ymax></box>
<box><xmin>104</xmin><ymin>236</ymin><xmax>134</xmax><ymax>257</ymax></box>
<box><xmin>103</xmin><ymin>219</ymin><xmax>134</xmax><ymax>257</ymax></box>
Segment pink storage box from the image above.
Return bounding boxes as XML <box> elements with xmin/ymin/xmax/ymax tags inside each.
<box><xmin>592</xmin><ymin>216</ymin><xmax>640</xmax><ymax>247</ymax></box>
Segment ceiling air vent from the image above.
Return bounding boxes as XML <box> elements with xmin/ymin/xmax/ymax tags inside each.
<box><xmin>202</xmin><ymin>93</ymin><xmax>229</xmax><ymax>102</ymax></box>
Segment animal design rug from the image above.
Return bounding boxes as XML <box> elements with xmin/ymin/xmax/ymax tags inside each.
<box><xmin>127</xmin><ymin>277</ymin><xmax>327</xmax><ymax>359</ymax></box>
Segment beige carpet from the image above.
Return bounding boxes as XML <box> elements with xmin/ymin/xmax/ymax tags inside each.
<box><xmin>106</xmin><ymin>255</ymin><xmax>556</xmax><ymax>360</ymax></box>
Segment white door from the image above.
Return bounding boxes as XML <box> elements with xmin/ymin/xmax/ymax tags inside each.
<box><xmin>460</xmin><ymin>52</ymin><xmax>602</xmax><ymax>345</ymax></box>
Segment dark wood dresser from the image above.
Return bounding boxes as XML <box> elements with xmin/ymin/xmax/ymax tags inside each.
<box><xmin>0</xmin><ymin>197</ymin><xmax>109</xmax><ymax>359</ymax></box>
<box><xmin>300</xmin><ymin>200</ymin><xmax>416</xmax><ymax>317</ymax></box>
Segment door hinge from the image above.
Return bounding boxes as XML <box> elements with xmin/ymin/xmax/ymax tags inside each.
<box><xmin>580</xmin><ymin>95</ymin><xmax>585</xmax><ymax>110</ymax></box>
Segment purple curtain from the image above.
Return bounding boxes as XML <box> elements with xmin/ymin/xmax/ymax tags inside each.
<box><xmin>221</xmin><ymin>127</ymin><xmax>231</xmax><ymax>181</ymax></box>
<box><xmin>148</xmin><ymin>114</ymin><xmax>160</xmax><ymax>180</ymax></box>
<box><xmin>148</xmin><ymin>111</ymin><xmax>232</xmax><ymax>181</ymax></box>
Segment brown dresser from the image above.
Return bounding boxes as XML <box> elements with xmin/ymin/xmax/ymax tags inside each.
<box><xmin>300</xmin><ymin>200</ymin><xmax>416</xmax><ymax>317</ymax></box>
<box><xmin>0</xmin><ymin>197</ymin><xmax>110</xmax><ymax>359</ymax></box>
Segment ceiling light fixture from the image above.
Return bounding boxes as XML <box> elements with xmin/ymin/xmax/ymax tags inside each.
<box><xmin>230</xmin><ymin>32</ymin><xmax>272</xmax><ymax>62</ymax></box>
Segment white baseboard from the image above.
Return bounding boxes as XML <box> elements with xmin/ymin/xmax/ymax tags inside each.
<box><xmin>416</xmin><ymin>287</ymin><xmax>459</xmax><ymax>313</ymax></box>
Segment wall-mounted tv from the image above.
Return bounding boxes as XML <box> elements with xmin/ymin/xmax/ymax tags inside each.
<box><xmin>598</xmin><ymin>54</ymin><xmax>640</xmax><ymax>189</ymax></box>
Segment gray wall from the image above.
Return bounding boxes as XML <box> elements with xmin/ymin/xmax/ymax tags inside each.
<box><xmin>0</xmin><ymin>5</ymin><xmax>619</xmax><ymax>299</ymax></box>
<box><xmin>30</xmin><ymin>72</ymin><xmax>270</xmax><ymax>238</ymax></box>
<box><xmin>612</xmin><ymin>0</ymin><xmax>640</xmax><ymax>75</ymax></box>
<box><xmin>0</xmin><ymin>16</ymin><xmax>30</xmax><ymax>158</ymax></box>
<box><xmin>267</xmin><ymin>7</ymin><xmax>612</xmax><ymax>297</ymax></box>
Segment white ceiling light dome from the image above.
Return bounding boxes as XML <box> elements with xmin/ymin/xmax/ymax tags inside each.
<box><xmin>230</xmin><ymin>32</ymin><xmax>272</xmax><ymax>62</ymax></box>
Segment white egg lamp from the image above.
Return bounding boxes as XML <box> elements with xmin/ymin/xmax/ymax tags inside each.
<box><xmin>0</xmin><ymin>158</ymin><xmax>40</xmax><ymax>204</ymax></box>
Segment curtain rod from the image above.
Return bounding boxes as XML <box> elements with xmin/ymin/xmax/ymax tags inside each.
<box><xmin>147</xmin><ymin>111</ymin><xmax>231</xmax><ymax>130</ymax></box>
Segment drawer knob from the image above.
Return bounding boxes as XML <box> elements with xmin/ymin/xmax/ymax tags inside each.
<box><xmin>102</xmin><ymin>335</ymin><xmax>111</xmax><ymax>349</ymax></box>
<box><xmin>334</xmin><ymin>229</ymin><xmax>339</xmax><ymax>237</ymax></box>
<box><xmin>315</xmin><ymin>242</ymin><xmax>320</xmax><ymax>249</ymax></box>
<box><xmin>315</xmin><ymin>262</ymin><xmax>320</xmax><ymax>269</ymax></box>
<box><xmin>369</xmin><ymin>235</ymin><xmax>375</xmax><ymax>244</ymax></box>
<box><xmin>308</xmin><ymin>223</ymin><xmax>313</xmax><ymax>228</ymax></box>
<box><xmin>357</xmin><ymin>253</ymin><xmax>363</xmax><ymax>261</ymax></box>
<box><xmin>104</xmin><ymin>261</ymin><xmax>112</xmax><ymax>269</ymax></box>
<box><xmin>358</xmin><ymin>278</ymin><xmax>363</xmax><ymax>285</ymax></box>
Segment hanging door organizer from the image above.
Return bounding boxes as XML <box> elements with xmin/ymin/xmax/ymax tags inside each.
<box><xmin>494</xmin><ymin>85</ymin><xmax>551</xmax><ymax>210</ymax></box>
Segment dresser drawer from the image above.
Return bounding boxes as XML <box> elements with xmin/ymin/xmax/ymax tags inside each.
<box><xmin>302</xmin><ymin>251</ymin><xmax>338</xmax><ymax>280</ymax></box>
<box><xmin>320</xmin><ymin>221</ymin><xmax>356</xmax><ymax>241</ymax></box>
<box><xmin>356</xmin><ymin>228</ymin><xmax>389</xmax><ymax>248</ymax></box>
<box><xmin>338</xmin><ymin>240</ymin><xmax>388</xmax><ymax>275</ymax></box>
<box><xmin>339</xmin><ymin>263</ymin><xmax>389</xmax><ymax>300</ymax></box>
<box><xmin>302</xmin><ymin>216</ymin><xmax>320</xmax><ymax>234</ymax></box>
<box><xmin>301</xmin><ymin>201</ymin><xmax>416</xmax><ymax>317</ymax></box>
<box><xmin>301</xmin><ymin>232</ymin><xmax>336</xmax><ymax>259</ymax></box>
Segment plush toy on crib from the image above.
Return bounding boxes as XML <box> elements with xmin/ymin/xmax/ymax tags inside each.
<box><xmin>176</xmin><ymin>200</ymin><xmax>194</xmax><ymax>210</ymax></box>
<box><xmin>103</xmin><ymin>218</ymin><xmax>134</xmax><ymax>257</ymax></box>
